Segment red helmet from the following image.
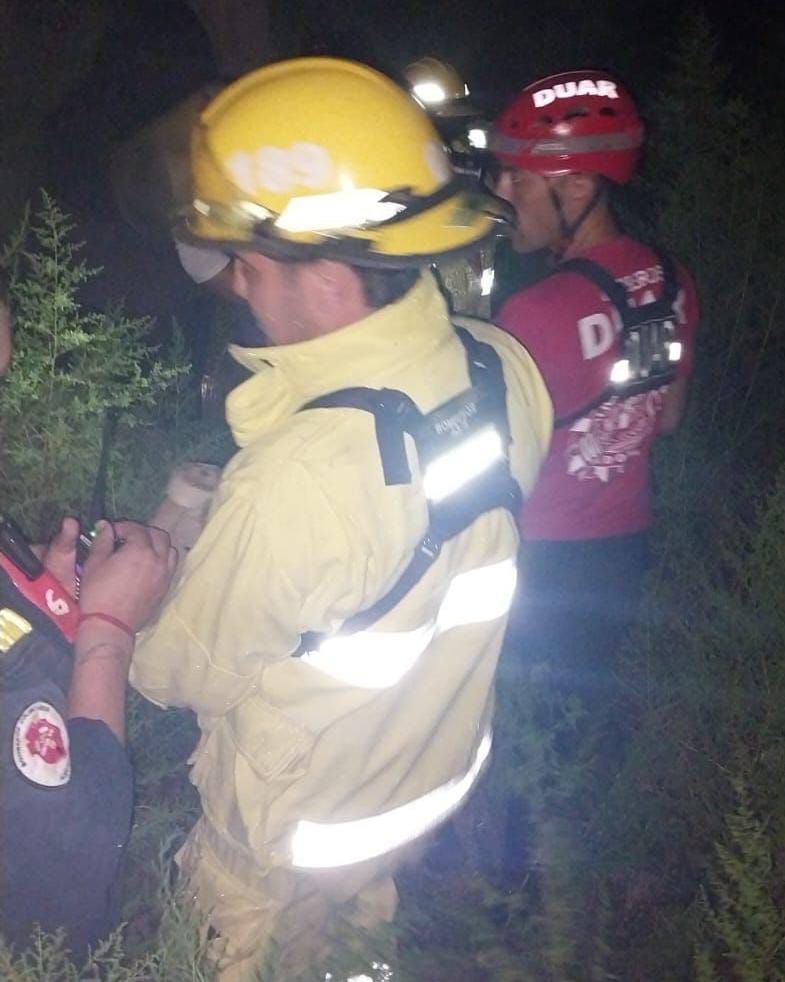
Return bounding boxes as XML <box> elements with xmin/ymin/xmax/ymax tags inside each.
<box><xmin>491</xmin><ymin>70</ymin><xmax>643</xmax><ymax>184</ymax></box>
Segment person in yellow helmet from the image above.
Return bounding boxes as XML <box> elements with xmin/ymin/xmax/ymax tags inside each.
<box><xmin>402</xmin><ymin>57</ymin><xmax>495</xmax><ymax>320</ymax></box>
<box><xmin>403</xmin><ymin>56</ymin><xmax>490</xmax><ymax>170</ymax></box>
<box><xmin>403</xmin><ymin>57</ymin><xmax>472</xmax><ymax>114</ymax></box>
<box><xmin>130</xmin><ymin>57</ymin><xmax>552</xmax><ymax>981</ymax></box>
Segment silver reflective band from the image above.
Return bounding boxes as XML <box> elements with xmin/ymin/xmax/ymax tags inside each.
<box><xmin>668</xmin><ymin>340</ymin><xmax>683</xmax><ymax>362</ymax></box>
<box><xmin>491</xmin><ymin>129</ymin><xmax>641</xmax><ymax>158</ymax></box>
<box><xmin>301</xmin><ymin>559</ymin><xmax>517</xmax><ymax>688</ymax></box>
<box><xmin>190</xmin><ymin>197</ymin><xmax>274</xmax><ymax>232</ymax></box>
<box><xmin>423</xmin><ymin>426</ymin><xmax>503</xmax><ymax>502</ymax></box>
<box><xmin>291</xmin><ymin>728</ymin><xmax>493</xmax><ymax>868</ymax></box>
<box><xmin>275</xmin><ymin>189</ymin><xmax>405</xmax><ymax>233</ymax></box>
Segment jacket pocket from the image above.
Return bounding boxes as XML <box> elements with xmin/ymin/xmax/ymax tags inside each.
<box><xmin>228</xmin><ymin>694</ymin><xmax>314</xmax><ymax>783</ymax></box>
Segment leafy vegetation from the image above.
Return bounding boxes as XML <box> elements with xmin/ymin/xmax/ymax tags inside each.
<box><xmin>0</xmin><ymin>193</ymin><xmax>232</xmax><ymax>537</ymax></box>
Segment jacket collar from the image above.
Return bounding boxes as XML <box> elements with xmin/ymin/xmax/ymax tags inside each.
<box><xmin>226</xmin><ymin>272</ymin><xmax>453</xmax><ymax>448</ymax></box>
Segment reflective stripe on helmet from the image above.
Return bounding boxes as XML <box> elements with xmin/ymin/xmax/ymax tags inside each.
<box><xmin>301</xmin><ymin>558</ymin><xmax>517</xmax><ymax>688</ymax></box>
<box><xmin>181</xmin><ymin>177</ymin><xmax>509</xmax><ymax>267</ymax></box>
<box><xmin>491</xmin><ymin>129</ymin><xmax>642</xmax><ymax>159</ymax></box>
<box><xmin>491</xmin><ymin>70</ymin><xmax>643</xmax><ymax>184</ymax></box>
<box><xmin>290</xmin><ymin>727</ymin><xmax>493</xmax><ymax>867</ymax></box>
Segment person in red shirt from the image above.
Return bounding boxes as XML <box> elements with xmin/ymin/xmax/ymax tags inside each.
<box><xmin>490</xmin><ymin>71</ymin><xmax>699</xmax><ymax>699</ymax></box>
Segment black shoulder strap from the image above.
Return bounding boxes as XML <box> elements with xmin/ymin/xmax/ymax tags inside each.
<box><xmin>298</xmin><ymin>325</ymin><xmax>514</xmax><ymax>482</ymax></box>
<box><xmin>553</xmin><ymin>249</ymin><xmax>681</xmax><ymax>428</ymax></box>
<box><xmin>306</xmin><ymin>530</ymin><xmax>444</xmax><ymax>643</ymax></box>
<box><xmin>559</xmin><ymin>249</ymin><xmax>679</xmax><ymax>324</ymax></box>
<box><xmin>296</xmin><ymin>325</ymin><xmax>519</xmax><ymax>647</ymax></box>
<box><xmin>300</xmin><ymin>387</ymin><xmax>419</xmax><ymax>486</ymax></box>
<box><xmin>454</xmin><ymin>325</ymin><xmax>513</xmax><ymax>447</ymax></box>
<box><xmin>558</xmin><ymin>257</ymin><xmax>634</xmax><ymax>326</ymax></box>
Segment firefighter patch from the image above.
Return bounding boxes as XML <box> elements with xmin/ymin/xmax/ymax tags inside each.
<box><xmin>13</xmin><ymin>702</ymin><xmax>71</xmax><ymax>788</ymax></box>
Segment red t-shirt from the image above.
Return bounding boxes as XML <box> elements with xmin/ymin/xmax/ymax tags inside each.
<box><xmin>498</xmin><ymin>236</ymin><xmax>699</xmax><ymax>541</ymax></box>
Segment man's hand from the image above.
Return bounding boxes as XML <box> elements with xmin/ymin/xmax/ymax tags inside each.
<box><xmin>150</xmin><ymin>462</ymin><xmax>221</xmax><ymax>558</ymax></box>
<box><xmin>79</xmin><ymin>521</ymin><xmax>177</xmax><ymax>634</ymax></box>
<box><xmin>659</xmin><ymin>376</ymin><xmax>688</xmax><ymax>435</ymax></box>
<box><xmin>69</xmin><ymin>521</ymin><xmax>177</xmax><ymax>744</ymax></box>
<box><xmin>39</xmin><ymin>516</ymin><xmax>80</xmax><ymax>596</ymax></box>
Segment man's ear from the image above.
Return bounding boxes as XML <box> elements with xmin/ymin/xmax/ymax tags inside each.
<box><xmin>310</xmin><ymin>260</ymin><xmax>366</xmax><ymax>307</ymax></box>
<box><xmin>233</xmin><ymin>253</ymin><xmax>265</xmax><ymax>302</ymax></box>
<box><xmin>303</xmin><ymin>259</ymin><xmax>374</xmax><ymax>333</ymax></box>
<box><xmin>228</xmin><ymin>255</ymin><xmax>250</xmax><ymax>301</ymax></box>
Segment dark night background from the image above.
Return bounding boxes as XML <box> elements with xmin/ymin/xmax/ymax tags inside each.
<box><xmin>1</xmin><ymin>0</ymin><xmax>783</xmax><ymax>341</ymax></box>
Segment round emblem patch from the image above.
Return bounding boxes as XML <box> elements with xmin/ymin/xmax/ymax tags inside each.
<box><xmin>13</xmin><ymin>701</ymin><xmax>71</xmax><ymax>788</ymax></box>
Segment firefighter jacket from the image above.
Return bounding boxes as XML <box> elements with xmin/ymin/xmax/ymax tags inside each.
<box><xmin>130</xmin><ymin>271</ymin><xmax>551</xmax><ymax>879</ymax></box>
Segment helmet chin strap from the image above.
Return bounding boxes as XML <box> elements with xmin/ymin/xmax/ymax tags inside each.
<box><xmin>547</xmin><ymin>177</ymin><xmax>606</xmax><ymax>258</ymax></box>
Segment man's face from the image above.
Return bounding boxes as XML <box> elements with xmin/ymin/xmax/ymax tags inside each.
<box><xmin>233</xmin><ymin>254</ymin><xmax>313</xmax><ymax>345</ymax></box>
<box><xmin>495</xmin><ymin>167</ymin><xmax>561</xmax><ymax>253</ymax></box>
<box><xmin>231</xmin><ymin>253</ymin><xmax>373</xmax><ymax>346</ymax></box>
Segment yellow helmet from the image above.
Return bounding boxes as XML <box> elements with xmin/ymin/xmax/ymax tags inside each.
<box><xmin>181</xmin><ymin>57</ymin><xmax>506</xmax><ymax>267</ymax></box>
<box><xmin>403</xmin><ymin>57</ymin><xmax>476</xmax><ymax>117</ymax></box>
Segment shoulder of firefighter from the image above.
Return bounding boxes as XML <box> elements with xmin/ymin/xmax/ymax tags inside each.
<box><xmin>130</xmin><ymin>270</ymin><xmax>550</xmax><ymax>872</ymax></box>
<box><xmin>0</xmin><ymin>563</ymin><xmax>132</xmax><ymax>955</ymax></box>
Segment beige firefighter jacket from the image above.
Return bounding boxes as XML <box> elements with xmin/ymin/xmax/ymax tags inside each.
<box><xmin>130</xmin><ymin>271</ymin><xmax>551</xmax><ymax>877</ymax></box>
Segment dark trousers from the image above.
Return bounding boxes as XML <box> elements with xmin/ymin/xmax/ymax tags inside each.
<box><xmin>506</xmin><ymin>532</ymin><xmax>651</xmax><ymax>702</ymax></box>
<box><xmin>497</xmin><ymin>533</ymin><xmax>651</xmax><ymax>879</ymax></box>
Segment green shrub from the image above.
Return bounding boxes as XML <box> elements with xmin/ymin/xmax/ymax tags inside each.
<box><xmin>0</xmin><ymin>193</ymin><xmax>192</xmax><ymax>535</ymax></box>
<box><xmin>694</xmin><ymin>777</ymin><xmax>783</xmax><ymax>982</ymax></box>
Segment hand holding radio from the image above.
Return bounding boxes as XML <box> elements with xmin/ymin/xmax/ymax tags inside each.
<box><xmin>39</xmin><ymin>516</ymin><xmax>80</xmax><ymax>596</ymax></box>
<box><xmin>77</xmin><ymin>521</ymin><xmax>177</xmax><ymax>643</ymax></box>
<box><xmin>0</xmin><ymin>513</ymin><xmax>176</xmax><ymax>647</ymax></box>
<box><xmin>68</xmin><ymin>522</ymin><xmax>176</xmax><ymax>745</ymax></box>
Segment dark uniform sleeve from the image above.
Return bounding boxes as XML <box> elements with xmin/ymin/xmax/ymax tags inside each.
<box><xmin>0</xmin><ymin>572</ymin><xmax>133</xmax><ymax>960</ymax></box>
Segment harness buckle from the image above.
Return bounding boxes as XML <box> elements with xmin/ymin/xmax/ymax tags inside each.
<box><xmin>419</xmin><ymin>534</ymin><xmax>442</xmax><ymax>560</ymax></box>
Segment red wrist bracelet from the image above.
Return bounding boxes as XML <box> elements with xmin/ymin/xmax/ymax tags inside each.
<box><xmin>78</xmin><ymin>611</ymin><xmax>136</xmax><ymax>640</ymax></box>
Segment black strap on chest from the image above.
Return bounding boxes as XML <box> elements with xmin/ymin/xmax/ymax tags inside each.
<box><xmin>296</xmin><ymin>326</ymin><xmax>521</xmax><ymax>646</ymax></box>
<box><xmin>554</xmin><ymin>250</ymin><xmax>681</xmax><ymax>428</ymax></box>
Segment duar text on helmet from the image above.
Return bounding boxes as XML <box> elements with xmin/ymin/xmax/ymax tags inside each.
<box><xmin>532</xmin><ymin>79</ymin><xmax>619</xmax><ymax>108</ymax></box>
